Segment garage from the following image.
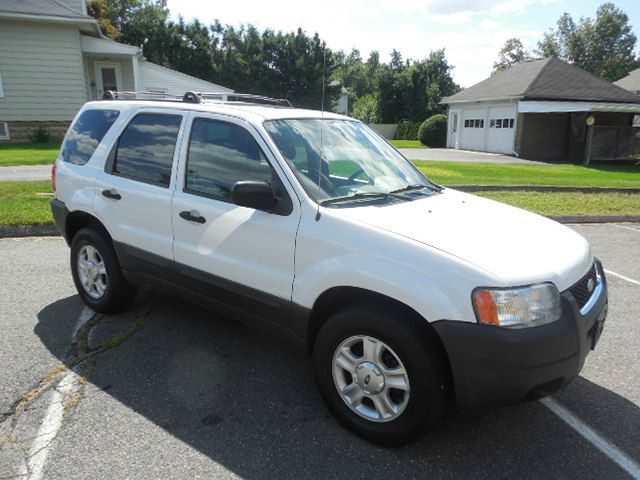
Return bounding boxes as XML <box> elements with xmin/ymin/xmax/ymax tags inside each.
<box><xmin>455</xmin><ymin>104</ymin><xmax>516</xmax><ymax>154</ymax></box>
<box><xmin>443</xmin><ymin>58</ymin><xmax>640</xmax><ymax>160</ymax></box>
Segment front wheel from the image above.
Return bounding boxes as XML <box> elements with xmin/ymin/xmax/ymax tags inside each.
<box><xmin>313</xmin><ymin>305</ymin><xmax>447</xmax><ymax>446</ymax></box>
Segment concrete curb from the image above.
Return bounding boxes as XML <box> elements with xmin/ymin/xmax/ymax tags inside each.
<box><xmin>548</xmin><ymin>215</ymin><xmax>640</xmax><ymax>224</ymax></box>
<box><xmin>449</xmin><ymin>185</ymin><xmax>640</xmax><ymax>194</ymax></box>
<box><xmin>0</xmin><ymin>224</ymin><xmax>59</xmax><ymax>238</ymax></box>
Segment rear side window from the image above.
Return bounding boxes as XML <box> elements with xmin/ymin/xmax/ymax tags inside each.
<box><xmin>185</xmin><ymin>118</ymin><xmax>272</xmax><ymax>199</ymax></box>
<box><xmin>113</xmin><ymin>113</ymin><xmax>182</xmax><ymax>187</ymax></box>
<box><xmin>62</xmin><ymin>109</ymin><xmax>120</xmax><ymax>165</ymax></box>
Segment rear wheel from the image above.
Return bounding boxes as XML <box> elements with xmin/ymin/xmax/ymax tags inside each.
<box><xmin>314</xmin><ymin>305</ymin><xmax>447</xmax><ymax>446</ymax></box>
<box><xmin>70</xmin><ymin>227</ymin><xmax>137</xmax><ymax>313</ymax></box>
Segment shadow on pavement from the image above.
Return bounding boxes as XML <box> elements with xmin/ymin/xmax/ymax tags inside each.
<box><xmin>35</xmin><ymin>292</ymin><xmax>638</xmax><ymax>479</ymax></box>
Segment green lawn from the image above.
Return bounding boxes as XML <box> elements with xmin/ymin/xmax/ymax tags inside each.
<box><xmin>476</xmin><ymin>191</ymin><xmax>640</xmax><ymax>216</ymax></box>
<box><xmin>415</xmin><ymin>161</ymin><xmax>640</xmax><ymax>188</ymax></box>
<box><xmin>0</xmin><ymin>143</ymin><xmax>60</xmax><ymax>166</ymax></box>
<box><xmin>0</xmin><ymin>181</ymin><xmax>53</xmax><ymax>225</ymax></box>
<box><xmin>390</xmin><ymin>140</ymin><xmax>426</xmax><ymax>149</ymax></box>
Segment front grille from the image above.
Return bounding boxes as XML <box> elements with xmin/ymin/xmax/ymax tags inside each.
<box><xmin>568</xmin><ymin>263</ymin><xmax>598</xmax><ymax>310</ymax></box>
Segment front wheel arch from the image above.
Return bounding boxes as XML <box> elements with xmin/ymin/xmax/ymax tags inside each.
<box><xmin>306</xmin><ymin>286</ymin><xmax>453</xmax><ymax>399</ymax></box>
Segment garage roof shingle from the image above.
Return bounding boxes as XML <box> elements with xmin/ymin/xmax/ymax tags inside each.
<box><xmin>443</xmin><ymin>57</ymin><xmax>640</xmax><ymax>104</ymax></box>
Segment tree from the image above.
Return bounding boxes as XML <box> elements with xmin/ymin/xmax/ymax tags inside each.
<box><xmin>376</xmin><ymin>49</ymin><xmax>459</xmax><ymax>123</ymax></box>
<box><xmin>352</xmin><ymin>95</ymin><xmax>379</xmax><ymax>123</ymax></box>
<box><xmin>536</xmin><ymin>3</ymin><xmax>639</xmax><ymax>81</ymax></box>
<box><xmin>493</xmin><ymin>38</ymin><xmax>531</xmax><ymax>73</ymax></box>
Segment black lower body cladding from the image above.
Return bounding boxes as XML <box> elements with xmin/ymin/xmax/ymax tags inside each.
<box><xmin>432</xmin><ymin>271</ymin><xmax>608</xmax><ymax>412</ymax></box>
<box><xmin>50</xmin><ymin>198</ymin><xmax>69</xmax><ymax>240</ymax></box>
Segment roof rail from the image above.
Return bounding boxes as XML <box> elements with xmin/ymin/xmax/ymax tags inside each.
<box><xmin>102</xmin><ymin>90</ymin><xmax>292</xmax><ymax>107</ymax></box>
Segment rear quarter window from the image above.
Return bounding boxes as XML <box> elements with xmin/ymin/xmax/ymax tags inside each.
<box><xmin>61</xmin><ymin>109</ymin><xmax>120</xmax><ymax>165</ymax></box>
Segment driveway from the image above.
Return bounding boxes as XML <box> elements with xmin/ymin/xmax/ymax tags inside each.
<box><xmin>1</xmin><ymin>225</ymin><xmax>639</xmax><ymax>479</ymax></box>
<box><xmin>0</xmin><ymin>164</ymin><xmax>51</xmax><ymax>182</ymax></box>
<box><xmin>399</xmin><ymin>148</ymin><xmax>546</xmax><ymax>164</ymax></box>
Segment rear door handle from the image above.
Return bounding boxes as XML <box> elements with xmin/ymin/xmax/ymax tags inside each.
<box><xmin>102</xmin><ymin>189</ymin><xmax>121</xmax><ymax>200</ymax></box>
<box><xmin>179</xmin><ymin>210</ymin><xmax>206</xmax><ymax>224</ymax></box>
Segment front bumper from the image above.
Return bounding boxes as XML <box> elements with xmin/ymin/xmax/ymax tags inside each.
<box><xmin>432</xmin><ymin>261</ymin><xmax>608</xmax><ymax>412</ymax></box>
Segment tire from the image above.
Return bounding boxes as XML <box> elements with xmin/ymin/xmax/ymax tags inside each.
<box><xmin>70</xmin><ymin>227</ymin><xmax>137</xmax><ymax>313</ymax></box>
<box><xmin>313</xmin><ymin>304</ymin><xmax>447</xmax><ymax>446</ymax></box>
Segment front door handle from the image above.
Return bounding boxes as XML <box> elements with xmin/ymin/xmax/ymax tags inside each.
<box><xmin>102</xmin><ymin>189</ymin><xmax>121</xmax><ymax>200</ymax></box>
<box><xmin>179</xmin><ymin>210</ymin><xmax>206</xmax><ymax>224</ymax></box>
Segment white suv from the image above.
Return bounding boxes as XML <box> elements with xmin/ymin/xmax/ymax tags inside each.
<box><xmin>51</xmin><ymin>92</ymin><xmax>608</xmax><ymax>446</ymax></box>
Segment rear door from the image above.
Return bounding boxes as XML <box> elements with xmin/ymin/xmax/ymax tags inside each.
<box><xmin>171</xmin><ymin>113</ymin><xmax>300</xmax><ymax>329</ymax></box>
<box><xmin>94</xmin><ymin>108</ymin><xmax>186</xmax><ymax>263</ymax></box>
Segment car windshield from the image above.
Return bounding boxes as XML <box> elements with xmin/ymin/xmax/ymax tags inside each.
<box><xmin>263</xmin><ymin>119</ymin><xmax>434</xmax><ymax>203</ymax></box>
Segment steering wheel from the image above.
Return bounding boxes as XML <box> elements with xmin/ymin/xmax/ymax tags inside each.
<box><xmin>347</xmin><ymin>168</ymin><xmax>373</xmax><ymax>185</ymax></box>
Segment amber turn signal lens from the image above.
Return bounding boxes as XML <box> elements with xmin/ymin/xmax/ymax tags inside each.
<box><xmin>474</xmin><ymin>290</ymin><xmax>500</xmax><ymax>325</ymax></box>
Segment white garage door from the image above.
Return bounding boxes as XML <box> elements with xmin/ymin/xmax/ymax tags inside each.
<box><xmin>486</xmin><ymin>105</ymin><xmax>517</xmax><ymax>154</ymax></box>
<box><xmin>460</xmin><ymin>110</ymin><xmax>485</xmax><ymax>151</ymax></box>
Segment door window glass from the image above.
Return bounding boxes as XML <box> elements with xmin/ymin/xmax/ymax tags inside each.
<box><xmin>61</xmin><ymin>109</ymin><xmax>120</xmax><ymax>165</ymax></box>
<box><xmin>113</xmin><ymin>113</ymin><xmax>182</xmax><ymax>187</ymax></box>
<box><xmin>185</xmin><ymin>118</ymin><xmax>272</xmax><ymax>199</ymax></box>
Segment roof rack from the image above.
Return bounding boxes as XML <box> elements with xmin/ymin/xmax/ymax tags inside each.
<box><xmin>102</xmin><ymin>90</ymin><xmax>292</xmax><ymax>107</ymax></box>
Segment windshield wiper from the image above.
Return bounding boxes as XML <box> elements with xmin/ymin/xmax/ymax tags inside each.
<box><xmin>320</xmin><ymin>192</ymin><xmax>391</xmax><ymax>206</ymax></box>
<box><xmin>388</xmin><ymin>184</ymin><xmax>441</xmax><ymax>195</ymax></box>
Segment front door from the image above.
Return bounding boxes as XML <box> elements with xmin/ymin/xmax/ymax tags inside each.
<box><xmin>171</xmin><ymin>113</ymin><xmax>300</xmax><ymax>329</ymax></box>
<box><xmin>95</xmin><ymin>62</ymin><xmax>122</xmax><ymax>99</ymax></box>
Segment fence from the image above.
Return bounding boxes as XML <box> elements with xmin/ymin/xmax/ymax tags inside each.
<box><xmin>587</xmin><ymin>126</ymin><xmax>640</xmax><ymax>162</ymax></box>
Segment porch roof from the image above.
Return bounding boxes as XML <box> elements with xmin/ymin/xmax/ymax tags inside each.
<box><xmin>81</xmin><ymin>35</ymin><xmax>140</xmax><ymax>56</ymax></box>
<box><xmin>518</xmin><ymin>100</ymin><xmax>640</xmax><ymax>114</ymax></box>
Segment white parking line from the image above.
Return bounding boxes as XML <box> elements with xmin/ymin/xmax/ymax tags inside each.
<box><xmin>24</xmin><ymin>305</ymin><xmax>94</xmax><ymax>480</ymax></box>
<box><xmin>541</xmin><ymin>398</ymin><xmax>640</xmax><ymax>479</ymax></box>
<box><xmin>605</xmin><ymin>269</ymin><xmax>640</xmax><ymax>286</ymax></box>
<box><xmin>614</xmin><ymin>224</ymin><xmax>640</xmax><ymax>234</ymax></box>
<box><xmin>26</xmin><ymin>370</ymin><xmax>81</xmax><ymax>480</ymax></box>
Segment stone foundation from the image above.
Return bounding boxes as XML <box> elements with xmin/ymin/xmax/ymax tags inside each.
<box><xmin>0</xmin><ymin>121</ymin><xmax>71</xmax><ymax>143</ymax></box>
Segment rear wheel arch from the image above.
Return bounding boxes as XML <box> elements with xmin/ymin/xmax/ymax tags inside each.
<box><xmin>65</xmin><ymin>211</ymin><xmax>112</xmax><ymax>246</ymax></box>
<box><xmin>306</xmin><ymin>287</ymin><xmax>453</xmax><ymax>394</ymax></box>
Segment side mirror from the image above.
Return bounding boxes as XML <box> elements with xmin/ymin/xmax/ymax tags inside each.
<box><xmin>231</xmin><ymin>181</ymin><xmax>277</xmax><ymax>211</ymax></box>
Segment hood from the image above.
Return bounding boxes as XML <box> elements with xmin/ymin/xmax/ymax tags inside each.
<box><xmin>333</xmin><ymin>188</ymin><xmax>592</xmax><ymax>291</ymax></box>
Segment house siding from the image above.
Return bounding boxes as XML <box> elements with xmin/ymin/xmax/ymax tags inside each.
<box><xmin>0</xmin><ymin>21</ymin><xmax>87</xmax><ymax>122</ymax></box>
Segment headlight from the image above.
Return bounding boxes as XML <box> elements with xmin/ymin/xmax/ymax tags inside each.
<box><xmin>472</xmin><ymin>283</ymin><xmax>561</xmax><ymax>328</ymax></box>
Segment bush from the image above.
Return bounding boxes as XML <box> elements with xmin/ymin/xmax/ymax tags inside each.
<box><xmin>418</xmin><ymin>114</ymin><xmax>447</xmax><ymax>147</ymax></box>
<box><xmin>394</xmin><ymin>120</ymin><xmax>421</xmax><ymax>140</ymax></box>
<box><xmin>28</xmin><ymin>126</ymin><xmax>52</xmax><ymax>144</ymax></box>
<box><xmin>352</xmin><ymin>95</ymin><xmax>379</xmax><ymax>124</ymax></box>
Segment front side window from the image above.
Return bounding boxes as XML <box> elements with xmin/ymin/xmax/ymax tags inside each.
<box><xmin>185</xmin><ymin>118</ymin><xmax>272</xmax><ymax>199</ymax></box>
<box><xmin>113</xmin><ymin>113</ymin><xmax>182</xmax><ymax>186</ymax></box>
<box><xmin>264</xmin><ymin>119</ymin><xmax>433</xmax><ymax>203</ymax></box>
<box><xmin>62</xmin><ymin>109</ymin><xmax>120</xmax><ymax>165</ymax></box>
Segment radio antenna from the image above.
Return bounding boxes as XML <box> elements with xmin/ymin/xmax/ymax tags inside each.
<box><xmin>316</xmin><ymin>42</ymin><xmax>327</xmax><ymax>222</ymax></box>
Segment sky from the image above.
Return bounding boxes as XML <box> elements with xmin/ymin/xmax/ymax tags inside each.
<box><xmin>165</xmin><ymin>0</ymin><xmax>640</xmax><ymax>88</ymax></box>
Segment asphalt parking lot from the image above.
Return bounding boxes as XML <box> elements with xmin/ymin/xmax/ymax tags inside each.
<box><xmin>1</xmin><ymin>223</ymin><xmax>639</xmax><ymax>480</ymax></box>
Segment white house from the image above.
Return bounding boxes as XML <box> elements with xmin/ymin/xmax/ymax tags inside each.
<box><xmin>0</xmin><ymin>0</ymin><xmax>232</xmax><ymax>142</ymax></box>
<box><xmin>442</xmin><ymin>58</ymin><xmax>640</xmax><ymax>161</ymax></box>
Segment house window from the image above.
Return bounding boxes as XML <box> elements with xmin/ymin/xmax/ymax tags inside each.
<box><xmin>0</xmin><ymin>122</ymin><xmax>9</xmax><ymax>140</ymax></box>
<box><xmin>509</xmin><ymin>119</ymin><xmax>514</xmax><ymax>128</ymax></box>
<box><xmin>496</xmin><ymin>119</ymin><xmax>502</xmax><ymax>128</ymax></box>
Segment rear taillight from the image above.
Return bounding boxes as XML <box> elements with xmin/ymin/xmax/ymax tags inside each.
<box><xmin>51</xmin><ymin>162</ymin><xmax>57</xmax><ymax>194</ymax></box>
